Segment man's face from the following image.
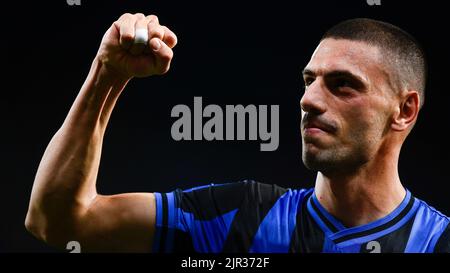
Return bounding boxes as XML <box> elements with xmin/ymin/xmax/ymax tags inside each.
<box><xmin>301</xmin><ymin>38</ymin><xmax>396</xmax><ymax>174</ymax></box>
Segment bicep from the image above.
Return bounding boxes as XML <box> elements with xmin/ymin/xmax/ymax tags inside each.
<box><xmin>76</xmin><ymin>192</ymin><xmax>156</xmax><ymax>252</ymax></box>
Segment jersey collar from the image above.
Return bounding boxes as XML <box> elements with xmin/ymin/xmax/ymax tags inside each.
<box><xmin>306</xmin><ymin>189</ymin><xmax>419</xmax><ymax>246</ymax></box>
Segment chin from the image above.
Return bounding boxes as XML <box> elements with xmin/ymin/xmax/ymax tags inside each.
<box><xmin>302</xmin><ymin>151</ymin><xmax>327</xmax><ymax>171</ymax></box>
<box><xmin>301</xmin><ymin>147</ymin><xmax>342</xmax><ymax>173</ymax></box>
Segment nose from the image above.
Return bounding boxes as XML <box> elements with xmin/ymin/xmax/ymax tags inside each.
<box><xmin>300</xmin><ymin>79</ymin><xmax>327</xmax><ymax>115</ymax></box>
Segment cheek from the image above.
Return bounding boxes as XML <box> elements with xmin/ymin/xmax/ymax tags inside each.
<box><xmin>341</xmin><ymin>97</ymin><xmax>390</xmax><ymax>141</ymax></box>
<box><xmin>339</xmin><ymin>97</ymin><xmax>370</xmax><ymax>129</ymax></box>
<box><xmin>336</xmin><ymin>98</ymin><xmax>380</xmax><ymax>143</ymax></box>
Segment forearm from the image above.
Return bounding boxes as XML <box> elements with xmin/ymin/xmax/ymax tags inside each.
<box><xmin>25</xmin><ymin>13</ymin><xmax>176</xmax><ymax>250</ymax></box>
<box><xmin>26</xmin><ymin>57</ymin><xmax>130</xmax><ymax>241</ymax></box>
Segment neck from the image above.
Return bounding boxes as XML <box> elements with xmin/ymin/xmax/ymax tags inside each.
<box><xmin>314</xmin><ymin>145</ymin><xmax>406</xmax><ymax>228</ymax></box>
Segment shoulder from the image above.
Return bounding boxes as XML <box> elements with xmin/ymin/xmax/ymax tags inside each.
<box><xmin>173</xmin><ymin>180</ymin><xmax>313</xmax><ymax>221</ymax></box>
<box><xmin>241</xmin><ymin>179</ymin><xmax>312</xmax><ymax>196</ymax></box>
<box><xmin>237</xmin><ymin>180</ymin><xmax>312</xmax><ymax>202</ymax></box>
<box><xmin>414</xmin><ymin>198</ymin><xmax>450</xmax><ymax>252</ymax></box>
<box><xmin>415</xmin><ymin>198</ymin><xmax>450</xmax><ymax>225</ymax></box>
<box><xmin>177</xmin><ymin>179</ymin><xmax>312</xmax><ymax>203</ymax></box>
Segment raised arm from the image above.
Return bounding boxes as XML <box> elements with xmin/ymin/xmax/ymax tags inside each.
<box><xmin>25</xmin><ymin>13</ymin><xmax>177</xmax><ymax>252</ymax></box>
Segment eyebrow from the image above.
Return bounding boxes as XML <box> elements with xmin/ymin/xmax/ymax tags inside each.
<box><xmin>302</xmin><ymin>68</ymin><xmax>315</xmax><ymax>77</ymax></box>
<box><xmin>302</xmin><ymin>68</ymin><xmax>368</xmax><ymax>88</ymax></box>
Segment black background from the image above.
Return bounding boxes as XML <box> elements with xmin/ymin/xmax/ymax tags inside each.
<box><xmin>1</xmin><ymin>0</ymin><xmax>449</xmax><ymax>252</ymax></box>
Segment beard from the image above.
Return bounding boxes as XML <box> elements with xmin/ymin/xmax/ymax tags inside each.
<box><xmin>301</xmin><ymin>127</ymin><xmax>375</xmax><ymax>175</ymax></box>
<box><xmin>300</xmin><ymin>109</ymin><xmax>389</xmax><ymax>176</ymax></box>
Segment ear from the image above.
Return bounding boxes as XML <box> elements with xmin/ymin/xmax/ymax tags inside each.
<box><xmin>391</xmin><ymin>91</ymin><xmax>420</xmax><ymax>131</ymax></box>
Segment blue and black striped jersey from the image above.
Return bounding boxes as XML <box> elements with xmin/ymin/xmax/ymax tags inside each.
<box><xmin>152</xmin><ymin>180</ymin><xmax>450</xmax><ymax>253</ymax></box>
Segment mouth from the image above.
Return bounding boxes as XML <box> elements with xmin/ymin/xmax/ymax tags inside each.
<box><xmin>302</xmin><ymin>118</ymin><xmax>337</xmax><ymax>136</ymax></box>
<box><xmin>303</xmin><ymin>127</ymin><xmax>327</xmax><ymax>135</ymax></box>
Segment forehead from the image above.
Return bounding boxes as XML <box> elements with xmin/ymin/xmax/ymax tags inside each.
<box><xmin>305</xmin><ymin>38</ymin><xmax>384</xmax><ymax>80</ymax></box>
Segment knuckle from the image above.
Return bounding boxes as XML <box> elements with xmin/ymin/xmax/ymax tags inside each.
<box><xmin>120</xmin><ymin>13</ymin><xmax>133</xmax><ymax>20</ymax></box>
<box><xmin>156</xmin><ymin>28</ymin><xmax>165</xmax><ymax>38</ymax></box>
<box><xmin>157</xmin><ymin>26</ymin><xmax>165</xmax><ymax>36</ymax></box>
<box><xmin>134</xmin><ymin>13</ymin><xmax>145</xmax><ymax>19</ymax></box>
<box><xmin>161</xmin><ymin>26</ymin><xmax>177</xmax><ymax>45</ymax></box>
<box><xmin>113</xmin><ymin>20</ymin><xmax>124</xmax><ymax>29</ymax></box>
<box><xmin>149</xmin><ymin>26</ymin><xmax>164</xmax><ymax>39</ymax></box>
<box><xmin>169</xmin><ymin>36</ymin><xmax>178</xmax><ymax>46</ymax></box>
<box><xmin>146</xmin><ymin>14</ymin><xmax>159</xmax><ymax>23</ymax></box>
<box><xmin>160</xmin><ymin>50</ymin><xmax>173</xmax><ymax>62</ymax></box>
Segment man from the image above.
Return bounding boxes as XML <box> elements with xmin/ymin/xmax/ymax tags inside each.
<box><xmin>25</xmin><ymin>13</ymin><xmax>449</xmax><ymax>253</ymax></box>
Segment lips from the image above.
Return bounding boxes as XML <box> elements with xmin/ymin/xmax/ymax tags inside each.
<box><xmin>302</xmin><ymin>118</ymin><xmax>337</xmax><ymax>134</ymax></box>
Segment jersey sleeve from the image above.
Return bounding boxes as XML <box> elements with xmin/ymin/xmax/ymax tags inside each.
<box><xmin>151</xmin><ymin>179</ymin><xmax>290</xmax><ymax>253</ymax></box>
<box><xmin>434</xmin><ymin>222</ymin><xmax>450</xmax><ymax>253</ymax></box>
<box><xmin>152</xmin><ymin>180</ymin><xmax>249</xmax><ymax>253</ymax></box>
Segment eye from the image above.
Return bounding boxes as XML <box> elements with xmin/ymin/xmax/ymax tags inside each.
<box><xmin>335</xmin><ymin>78</ymin><xmax>351</xmax><ymax>88</ymax></box>
<box><xmin>324</xmin><ymin>73</ymin><xmax>366</xmax><ymax>94</ymax></box>
<box><xmin>328</xmin><ymin>78</ymin><xmax>355</xmax><ymax>93</ymax></box>
<box><xmin>303</xmin><ymin>77</ymin><xmax>315</xmax><ymax>88</ymax></box>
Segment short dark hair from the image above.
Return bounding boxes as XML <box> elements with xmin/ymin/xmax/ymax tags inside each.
<box><xmin>321</xmin><ymin>18</ymin><xmax>427</xmax><ymax>108</ymax></box>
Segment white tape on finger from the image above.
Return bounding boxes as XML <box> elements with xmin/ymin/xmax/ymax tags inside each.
<box><xmin>134</xmin><ymin>28</ymin><xmax>148</xmax><ymax>44</ymax></box>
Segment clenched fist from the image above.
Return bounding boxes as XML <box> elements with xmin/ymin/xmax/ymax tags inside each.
<box><xmin>96</xmin><ymin>13</ymin><xmax>177</xmax><ymax>79</ymax></box>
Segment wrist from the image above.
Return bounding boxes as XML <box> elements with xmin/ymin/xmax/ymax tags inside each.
<box><xmin>92</xmin><ymin>56</ymin><xmax>132</xmax><ymax>87</ymax></box>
